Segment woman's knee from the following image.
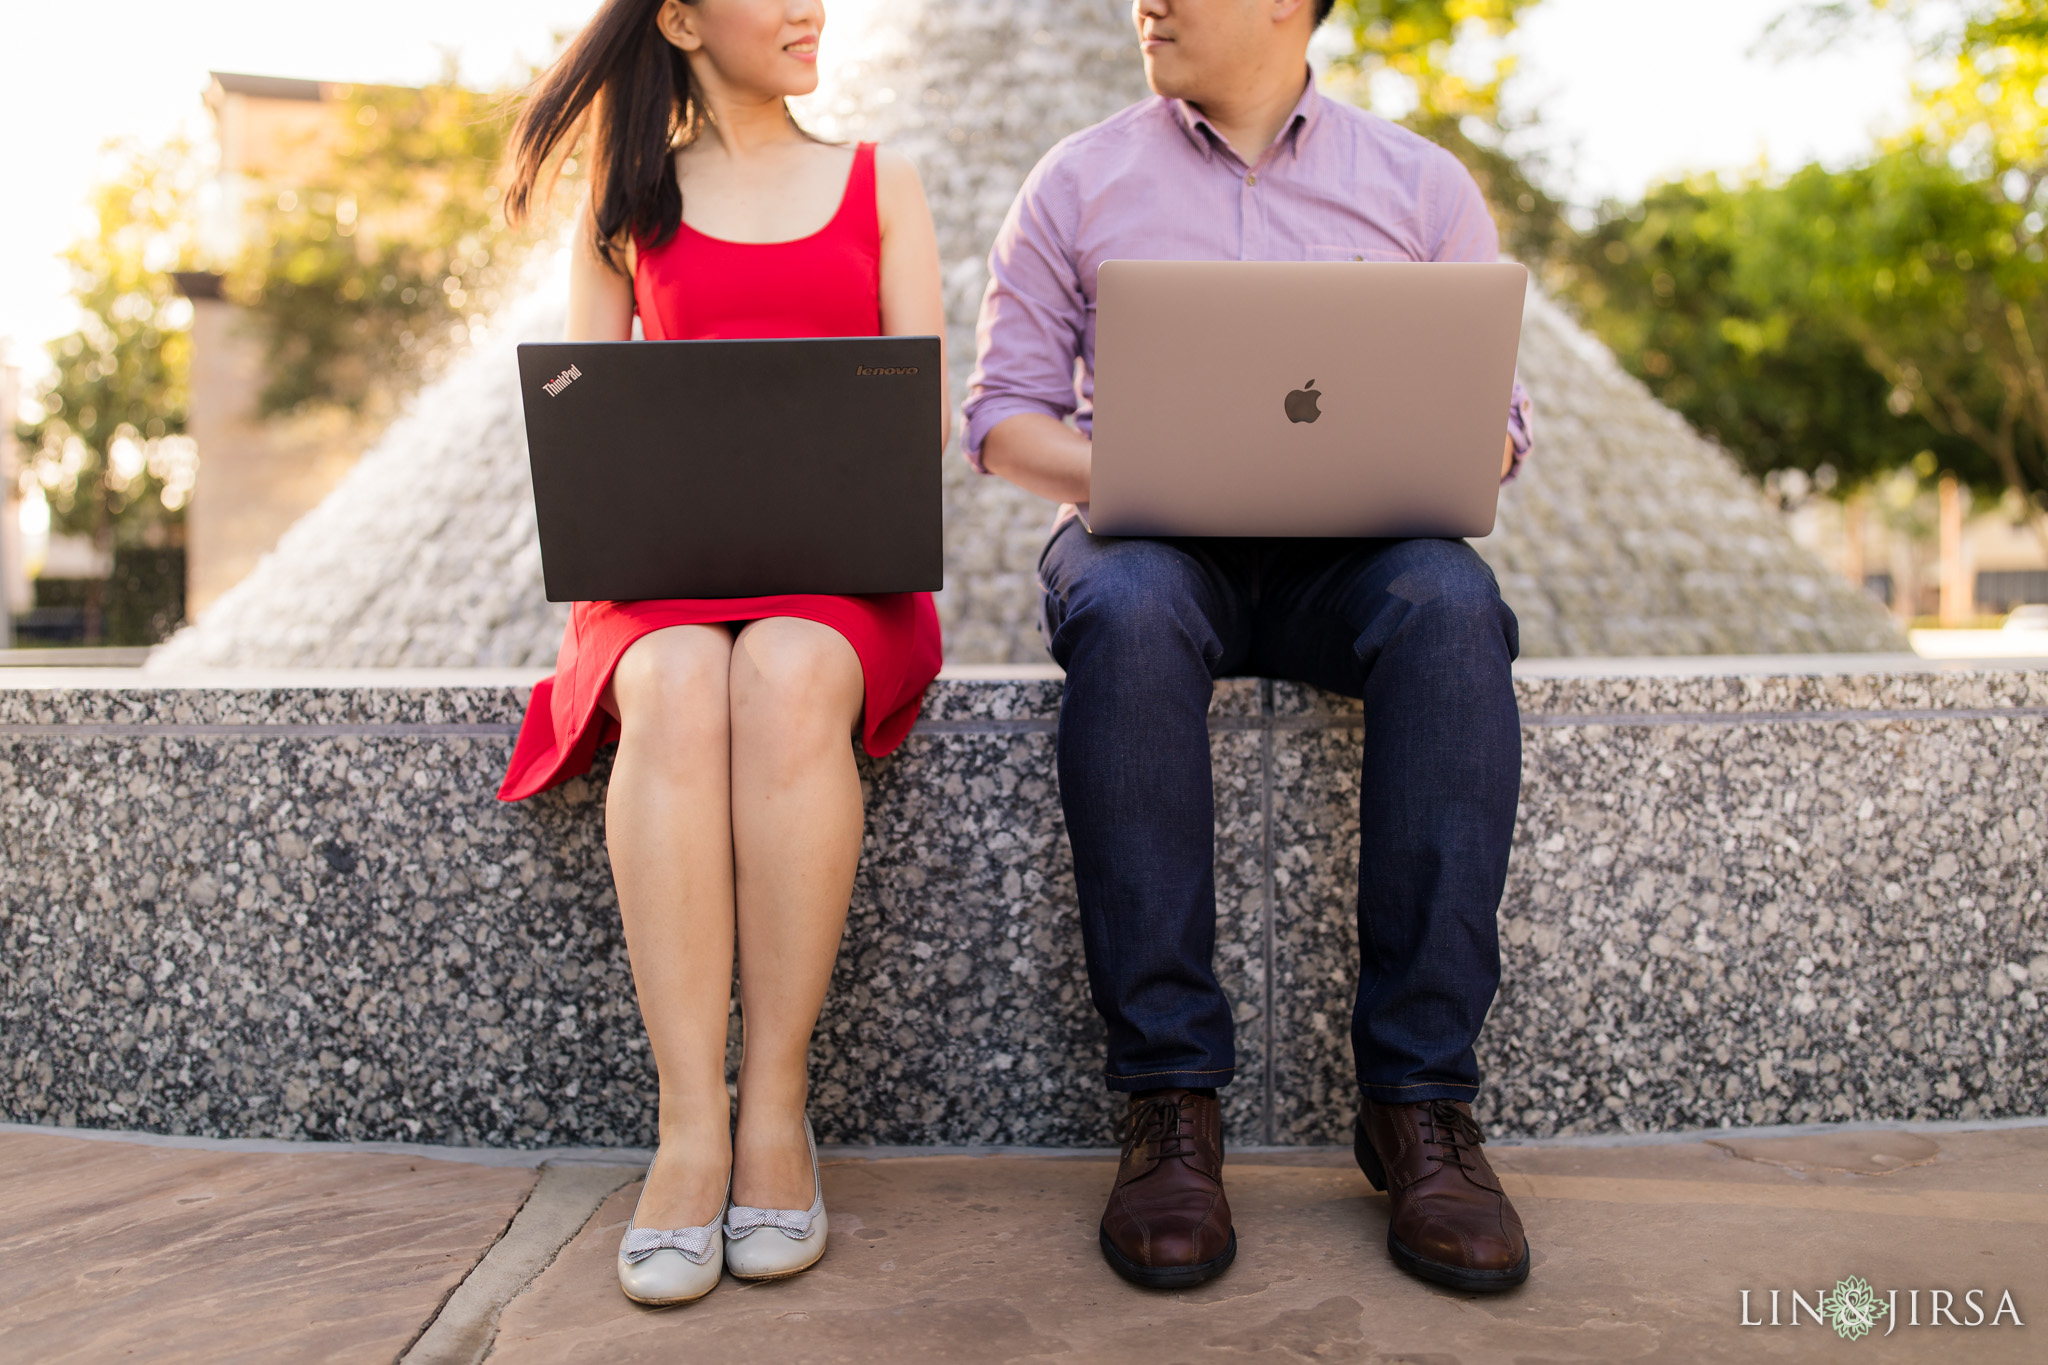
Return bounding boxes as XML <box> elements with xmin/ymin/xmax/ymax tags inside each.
<box><xmin>609</xmin><ymin>627</ymin><xmax>734</xmax><ymax>742</ymax></box>
<box><xmin>729</xmin><ymin>619</ymin><xmax>864</xmax><ymax>744</ymax></box>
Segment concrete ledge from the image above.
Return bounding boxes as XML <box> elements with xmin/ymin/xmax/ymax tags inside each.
<box><xmin>0</xmin><ymin>648</ymin><xmax>157</xmax><ymax>669</ymax></box>
<box><xmin>2</xmin><ymin>660</ymin><xmax>2044</xmax><ymax>1148</ymax></box>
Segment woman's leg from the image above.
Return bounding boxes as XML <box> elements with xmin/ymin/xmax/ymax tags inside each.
<box><xmin>603</xmin><ymin>624</ymin><xmax>740</xmax><ymax>1229</ymax></box>
<box><xmin>726</xmin><ymin>617</ymin><xmax>867</xmax><ymax>1208</ymax></box>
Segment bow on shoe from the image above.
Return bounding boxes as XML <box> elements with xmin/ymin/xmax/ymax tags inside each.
<box><xmin>621</xmin><ymin>1224</ymin><xmax>718</xmax><ymax>1265</ymax></box>
<box><xmin>724</xmin><ymin>1204</ymin><xmax>819</xmax><ymax>1241</ymax></box>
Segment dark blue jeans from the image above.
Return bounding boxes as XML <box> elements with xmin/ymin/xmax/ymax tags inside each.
<box><xmin>1038</xmin><ymin>520</ymin><xmax>1521</xmax><ymax>1103</ymax></box>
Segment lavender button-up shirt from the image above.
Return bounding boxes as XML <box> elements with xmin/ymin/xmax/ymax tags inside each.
<box><xmin>964</xmin><ymin>78</ymin><xmax>1533</xmax><ymax>482</ymax></box>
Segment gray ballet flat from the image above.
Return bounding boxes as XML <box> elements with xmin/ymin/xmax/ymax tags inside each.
<box><xmin>723</xmin><ymin>1118</ymin><xmax>828</xmax><ymax>1280</ymax></box>
<box><xmin>617</xmin><ymin>1178</ymin><xmax>727</xmax><ymax>1306</ymax></box>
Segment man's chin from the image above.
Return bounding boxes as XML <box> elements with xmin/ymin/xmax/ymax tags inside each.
<box><xmin>1140</xmin><ymin>58</ymin><xmax>1197</xmax><ymax>102</ymax></box>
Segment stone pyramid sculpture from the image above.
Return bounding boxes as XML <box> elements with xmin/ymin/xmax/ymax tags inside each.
<box><xmin>150</xmin><ymin>0</ymin><xmax>1900</xmax><ymax>669</ymax></box>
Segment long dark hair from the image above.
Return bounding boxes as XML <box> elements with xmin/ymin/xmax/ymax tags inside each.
<box><xmin>505</xmin><ymin>0</ymin><xmax>697</xmax><ymax>270</ymax></box>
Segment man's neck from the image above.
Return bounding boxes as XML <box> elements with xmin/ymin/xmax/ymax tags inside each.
<box><xmin>1186</xmin><ymin>65</ymin><xmax>1311</xmax><ymax>166</ymax></box>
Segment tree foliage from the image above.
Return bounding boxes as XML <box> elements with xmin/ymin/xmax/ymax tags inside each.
<box><xmin>13</xmin><ymin>68</ymin><xmax>552</xmax><ymax>643</ymax></box>
<box><xmin>1565</xmin><ymin>0</ymin><xmax>2048</xmax><ymax>543</ymax></box>
<box><xmin>1328</xmin><ymin>0</ymin><xmax>1533</xmax><ymax>123</ymax></box>
<box><xmin>1777</xmin><ymin>2</ymin><xmax>2048</xmax><ymax>174</ymax></box>
<box><xmin>229</xmin><ymin>71</ymin><xmax>539</xmax><ymax>417</ymax></box>
<box><xmin>1565</xmin><ymin>156</ymin><xmax>2046</xmax><ymax>497</ymax></box>
<box><xmin>19</xmin><ymin>139</ymin><xmax>201</xmax><ymax>549</ymax></box>
<box><xmin>1325</xmin><ymin>0</ymin><xmax>1571</xmax><ymax>266</ymax></box>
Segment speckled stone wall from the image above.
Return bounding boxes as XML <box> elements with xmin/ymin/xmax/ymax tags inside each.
<box><xmin>3</xmin><ymin>663</ymin><xmax>2043</xmax><ymax>1149</ymax></box>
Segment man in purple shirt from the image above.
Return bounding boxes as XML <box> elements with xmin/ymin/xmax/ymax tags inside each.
<box><xmin>966</xmin><ymin>1</ymin><xmax>1533</xmax><ymax>1294</ymax></box>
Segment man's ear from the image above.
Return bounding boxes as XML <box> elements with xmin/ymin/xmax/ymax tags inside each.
<box><xmin>656</xmin><ymin>0</ymin><xmax>703</xmax><ymax>53</ymax></box>
<box><xmin>1271</xmin><ymin>0</ymin><xmax>1316</xmax><ymax>28</ymax></box>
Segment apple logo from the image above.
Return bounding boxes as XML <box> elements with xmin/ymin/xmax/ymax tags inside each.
<box><xmin>1284</xmin><ymin>379</ymin><xmax>1322</xmax><ymax>424</ymax></box>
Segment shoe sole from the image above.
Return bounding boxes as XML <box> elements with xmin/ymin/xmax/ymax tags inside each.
<box><xmin>1386</xmin><ymin>1233</ymin><xmax>1530</xmax><ymax>1292</ymax></box>
<box><xmin>1097</xmin><ymin>1225</ymin><xmax>1237</xmax><ymax>1290</ymax></box>
<box><xmin>726</xmin><ymin>1247</ymin><xmax>827</xmax><ymax>1282</ymax></box>
<box><xmin>1354</xmin><ymin>1116</ymin><xmax>1531</xmax><ymax>1294</ymax></box>
<box><xmin>621</xmin><ymin>1281</ymin><xmax>720</xmax><ymax>1307</ymax></box>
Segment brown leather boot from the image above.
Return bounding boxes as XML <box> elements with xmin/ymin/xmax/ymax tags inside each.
<box><xmin>1098</xmin><ymin>1088</ymin><xmax>1236</xmax><ymax>1289</ymax></box>
<box><xmin>1355</xmin><ymin>1098</ymin><xmax>1530</xmax><ymax>1292</ymax></box>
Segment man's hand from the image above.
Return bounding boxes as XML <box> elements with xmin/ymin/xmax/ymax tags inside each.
<box><xmin>981</xmin><ymin>412</ymin><xmax>1095</xmax><ymax>505</ymax></box>
<box><xmin>1501</xmin><ymin>434</ymin><xmax>1515</xmax><ymax>482</ymax></box>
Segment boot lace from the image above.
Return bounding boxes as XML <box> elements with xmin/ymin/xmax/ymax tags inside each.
<box><xmin>1115</xmin><ymin>1094</ymin><xmax>1196</xmax><ymax>1162</ymax></box>
<box><xmin>1418</xmin><ymin>1099</ymin><xmax>1488</xmax><ymax>1174</ymax></box>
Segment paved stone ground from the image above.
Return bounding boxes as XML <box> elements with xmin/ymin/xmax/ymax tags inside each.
<box><xmin>0</xmin><ymin>1131</ymin><xmax>537</xmax><ymax>1363</ymax></box>
<box><xmin>3</xmin><ymin>1124</ymin><xmax>2043</xmax><ymax>1362</ymax></box>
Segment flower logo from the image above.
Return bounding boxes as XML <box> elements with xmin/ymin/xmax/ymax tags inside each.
<box><xmin>1819</xmin><ymin>1276</ymin><xmax>1889</xmax><ymax>1341</ymax></box>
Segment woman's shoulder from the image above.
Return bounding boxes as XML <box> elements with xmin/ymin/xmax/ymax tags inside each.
<box><xmin>870</xmin><ymin>144</ymin><xmax>925</xmax><ymax>201</ymax></box>
<box><xmin>869</xmin><ymin>144</ymin><xmax>929</xmax><ymax>238</ymax></box>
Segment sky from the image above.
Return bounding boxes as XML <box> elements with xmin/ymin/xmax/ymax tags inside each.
<box><xmin>1501</xmin><ymin>0</ymin><xmax>1927</xmax><ymax>205</ymax></box>
<box><xmin>1</xmin><ymin>0</ymin><xmax>1927</xmax><ymax>384</ymax></box>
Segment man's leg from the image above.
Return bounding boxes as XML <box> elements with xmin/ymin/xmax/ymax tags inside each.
<box><xmin>1251</xmin><ymin>536</ymin><xmax>1531</xmax><ymax>1291</ymax></box>
<box><xmin>1254</xmin><ymin>537</ymin><xmax>1519</xmax><ymax>1097</ymax></box>
<box><xmin>1041</xmin><ymin>522</ymin><xmax>1250</xmax><ymax>1090</ymax></box>
<box><xmin>1039</xmin><ymin>521</ymin><xmax>1250</xmax><ymax>1288</ymax></box>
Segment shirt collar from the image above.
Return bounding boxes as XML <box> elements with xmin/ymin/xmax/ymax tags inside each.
<box><xmin>1171</xmin><ymin>71</ymin><xmax>1324</xmax><ymax>165</ymax></box>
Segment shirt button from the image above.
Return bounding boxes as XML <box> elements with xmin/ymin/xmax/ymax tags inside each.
<box><xmin>1245</xmin><ymin>173</ymin><xmax>1257</xmax><ymax>186</ymax></box>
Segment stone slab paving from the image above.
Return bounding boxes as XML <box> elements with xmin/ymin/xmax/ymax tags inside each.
<box><xmin>0</xmin><ymin>1132</ymin><xmax>537</xmax><ymax>1364</ymax></box>
<box><xmin>3</xmin><ymin>1125</ymin><xmax>2042</xmax><ymax>1360</ymax></box>
<box><xmin>490</xmin><ymin>1126</ymin><xmax>2048</xmax><ymax>1363</ymax></box>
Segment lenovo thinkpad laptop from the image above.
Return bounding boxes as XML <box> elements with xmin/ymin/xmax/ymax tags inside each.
<box><xmin>517</xmin><ymin>336</ymin><xmax>942</xmax><ymax>601</ymax></box>
<box><xmin>1084</xmin><ymin>260</ymin><xmax>1527</xmax><ymax>538</ymax></box>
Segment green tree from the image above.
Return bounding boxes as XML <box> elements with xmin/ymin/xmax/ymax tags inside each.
<box><xmin>1329</xmin><ymin>0</ymin><xmax>1533</xmax><ymax>123</ymax></box>
<box><xmin>18</xmin><ymin>138</ymin><xmax>201</xmax><ymax>639</ymax></box>
<box><xmin>1325</xmin><ymin>0</ymin><xmax>1571</xmax><ymax>265</ymax></box>
<box><xmin>1565</xmin><ymin>1</ymin><xmax>2048</xmax><ymax>547</ymax></box>
<box><xmin>14</xmin><ymin>70</ymin><xmax>551</xmax><ymax>642</ymax></box>
<box><xmin>1563</xmin><ymin>162</ymin><xmax>2016</xmax><ymax>494</ymax></box>
<box><xmin>1776</xmin><ymin>2</ymin><xmax>2048</xmax><ymax>175</ymax></box>
<box><xmin>1784</xmin><ymin>149</ymin><xmax>2048</xmax><ymax>522</ymax></box>
<box><xmin>229</xmin><ymin>70</ymin><xmax>547</xmax><ymax>417</ymax></box>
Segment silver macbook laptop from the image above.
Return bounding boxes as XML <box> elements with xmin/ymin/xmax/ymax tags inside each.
<box><xmin>1084</xmin><ymin>259</ymin><xmax>1527</xmax><ymax>538</ymax></box>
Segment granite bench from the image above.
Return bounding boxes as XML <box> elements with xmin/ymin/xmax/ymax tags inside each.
<box><xmin>3</xmin><ymin>659</ymin><xmax>2044</xmax><ymax>1150</ymax></box>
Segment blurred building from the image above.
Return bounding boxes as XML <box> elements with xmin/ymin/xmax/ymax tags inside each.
<box><xmin>1</xmin><ymin>350</ymin><xmax>24</xmax><ymax>642</ymax></box>
<box><xmin>1786</xmin><ymin>479</ymin><xmax>2048</xmax><ymax>623</ymax></box>
<box><xmin>1966</xmin><ymin>509</ymin><xmax>2048</xmax><ymax>613</ymax></box>
<box><xmin>174</xmin><ymin>72</ymin><xmax>379</xmax><ymax>618</ymax></box>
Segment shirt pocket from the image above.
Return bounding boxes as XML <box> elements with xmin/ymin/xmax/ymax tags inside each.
<box><xmin>1305</xmin><ymin>244</ymin><xmax>1413</xmax><ymax>263</ymax></box>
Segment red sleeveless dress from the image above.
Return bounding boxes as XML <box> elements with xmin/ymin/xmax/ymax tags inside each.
<box><xmin>499</xmin><ymin>143</ymin><xmax>943</xmax><ymax>802</ymax></box>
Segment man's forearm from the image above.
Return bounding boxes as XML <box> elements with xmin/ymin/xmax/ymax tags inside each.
<box><xmin>980</xmin><ymin>412</ymin><xmax>1094</xmax><ymax>505</ymax></box>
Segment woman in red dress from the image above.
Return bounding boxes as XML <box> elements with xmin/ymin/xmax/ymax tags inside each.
<box><xmin>502</xmin><ymin>0</ymin><xmax>945</xmax><ymax>1305</ymax></box>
